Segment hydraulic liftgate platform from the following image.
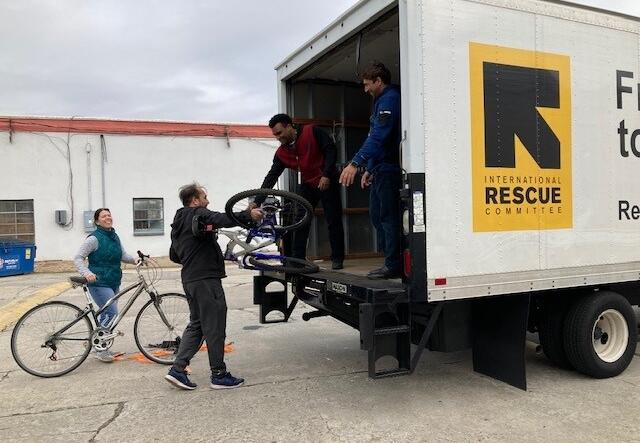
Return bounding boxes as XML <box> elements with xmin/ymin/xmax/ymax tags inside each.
<box><xmin>253</xmin><ymin>270</ymin><xmax>443</xmax><ymax>379</ymax></box>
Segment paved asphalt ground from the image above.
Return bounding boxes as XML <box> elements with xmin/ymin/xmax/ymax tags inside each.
<box><xmin>0</xmin><ymin>265</ymin><xmax>639</xmax><ymax>442</ymax></box>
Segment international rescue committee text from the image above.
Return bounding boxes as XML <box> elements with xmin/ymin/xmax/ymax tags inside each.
<box><xmin>616</xmin><ymin>70</ymin><xmax>640</xmax><ymax>221</ymax></box>
<box><xmin>483</xmin><ymin>175</ymin><xmax>562</xmax><ymax>216</ymax></box>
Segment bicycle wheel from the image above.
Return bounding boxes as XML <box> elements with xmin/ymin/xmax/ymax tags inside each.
<box><xmin>11</xmin><ymin>301</ymin><xmax>93</xmax><ymax>378</ymax></box>
<box><xmin>134</xmin><ymin>293</ymin><xmax>190</xmax><ymax>365</ymax></box>
<box><xmin>225</xmin><ymin>188</ymin><xmax>313</xmax><ymax>232</ymax></box>
<box><xmin>248</xmin><ymin>254</ymin><xmax>319</xmax><ymax>274</ymax></box>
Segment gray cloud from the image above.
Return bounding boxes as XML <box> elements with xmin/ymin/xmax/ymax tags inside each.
<box><xmin>0</xmin><ymin>1</ymin><xmax>357</xmax><ymax>122</ymax></box>
<box><xmin>0</xmin><ymin>1</ymin><xmax>638</xmax><ymax>123</ymax></box>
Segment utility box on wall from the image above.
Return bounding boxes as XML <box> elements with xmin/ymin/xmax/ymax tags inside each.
<box><xmin>54</xmin><ymin>210</ymin><xmax>68</xmax><ymax>226</ymax></box>
<box><xmin>83</xmin><ymin>211</ymin><xmax>95</xmax><ymax>233</ymax></box>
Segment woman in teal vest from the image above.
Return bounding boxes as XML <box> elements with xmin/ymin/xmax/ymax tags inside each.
<box><xmin>73</xmin><ymin>208</ymin><xmax>137</xmax><ymax>362</ymax></box>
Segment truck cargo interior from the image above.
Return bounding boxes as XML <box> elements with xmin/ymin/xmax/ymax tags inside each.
<box><xmin>284</xmin><ymin>8</ymin><xmax>400</xmax><ymax>261</ymax></box>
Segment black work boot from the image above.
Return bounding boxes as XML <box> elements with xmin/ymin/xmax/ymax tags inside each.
<box><xmin>367</xmin><ymin>266</ymin><xmax>401</xmax><ymax>279</ymax></box>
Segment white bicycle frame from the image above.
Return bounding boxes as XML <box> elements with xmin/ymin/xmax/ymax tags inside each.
<box><xmin>219</xmin><ymin>228</ymin><xmax>278</xmax><ymax>263</ymax></box>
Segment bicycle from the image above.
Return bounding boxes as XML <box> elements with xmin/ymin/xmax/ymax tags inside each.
<box><xmin>192</xmin><ymin>188</ymin><xmax>320</xmax><ymax>274</ymax></box>
<box><xmin>10</xmin><ymin>252</ymin><xmax>190</xmax><ymax>378</ymax></box>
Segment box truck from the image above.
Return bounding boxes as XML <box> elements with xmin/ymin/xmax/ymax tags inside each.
<box><xmin>253</xmin><ymin>0</ymin><xmax>640</xmax><ymax>389</ymax></box>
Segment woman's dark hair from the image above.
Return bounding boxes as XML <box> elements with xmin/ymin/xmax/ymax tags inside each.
<box><xmin>361</xmin><ymin>61</ymin><xmax>391</xmax><ymax>85</ymax></box>
<box><xmin>268</xmin><ymin>113</ymin><xmax>293</xmax><ymax>128</ymax></box>
<box><xmin>93</xmin><ymin>208</ymin><xmax>110</xmax><ymax>222</ymax></box>
<box><xmin>179</xmin><ymin>182</ymin><xmax>202</xmax><ymax>207</ymax></box>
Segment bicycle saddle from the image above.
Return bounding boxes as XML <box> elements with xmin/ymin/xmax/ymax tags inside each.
<box><xmin>69</xmin><ymin>276</ymin><xmax>88</xmax><ymax>286</ymax></box>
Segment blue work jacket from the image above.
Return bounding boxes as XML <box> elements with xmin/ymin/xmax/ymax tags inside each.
<box><xmin>352</xmin><ymin>85</ymin><xmax>401</xmax><ymax>174</ymax></box>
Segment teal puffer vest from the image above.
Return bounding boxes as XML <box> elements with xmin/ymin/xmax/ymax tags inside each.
<box><xmin>88</xmin><ymin>226</ymin><xmax>123</xmax><ymax>291</ymax></box>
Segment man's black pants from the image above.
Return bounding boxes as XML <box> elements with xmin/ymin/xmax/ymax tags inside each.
<box><xmin>173</xmin><ymin>278</ymin><xmax>227</xmax><ymax>376</ymax></box>
<box><xmin>284</xmin><ymin>181</ymin><xmax>345</xmax><ymax>262</ymax></box>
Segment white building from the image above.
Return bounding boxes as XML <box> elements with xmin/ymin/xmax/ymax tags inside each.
<box><xmin>0</xmin><ymin>116</ymin><xmax>277</xmax><ymax>260</ymax></box>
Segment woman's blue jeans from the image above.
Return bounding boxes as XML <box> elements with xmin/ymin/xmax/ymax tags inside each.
<box><xmin>88</xmin><ymin>286</ymin><xmax>119</xmax><ymax>328</ymax></box>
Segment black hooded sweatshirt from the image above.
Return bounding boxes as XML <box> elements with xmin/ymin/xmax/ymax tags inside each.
<box><xmin>169</xmin><ymin>206</ymin><xmax>251</xmax><ymax>282</ymax></box>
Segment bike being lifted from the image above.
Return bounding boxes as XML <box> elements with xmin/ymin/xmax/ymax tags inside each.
<box><xmin>195</xmin><ymin>188</ymin><xmax>320</xmax><ymax>275</ymax></box>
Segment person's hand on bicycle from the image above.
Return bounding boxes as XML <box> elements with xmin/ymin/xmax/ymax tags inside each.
<box><xmin>250</xmin><ymin>208</ymin><xmax>264</xmax><ymax>222</ymax></box>
<box><xmin>85</xmin><ymin>272</ymin><xmax>97</xmax><ymax>283</ymax></box>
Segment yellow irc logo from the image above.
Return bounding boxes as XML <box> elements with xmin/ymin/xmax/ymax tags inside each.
<box><xmin>470</xmin><ymin>43</ymin><xmax>572</xmax><ymax>232</ymax></box>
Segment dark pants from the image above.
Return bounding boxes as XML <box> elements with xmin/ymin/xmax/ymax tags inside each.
<box><xmin>173</xmin><ymin>278</ymin><xmax>227</xmax><ymax>376</ymax></box>
<box><xmin>284</xmin><ymin>180</ymin><xmax>345</xmax><ymax>262</ymax></box>
<box><xmin>370</xmin><ymin>171</ymin><xmax>401</xmax><ymax>271</ymax></box>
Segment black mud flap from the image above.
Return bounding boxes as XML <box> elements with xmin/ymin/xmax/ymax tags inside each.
<box><xmin>472</xmin><ymin>294</ymin><xmax>530</xmax><ymax>390</ymax></box>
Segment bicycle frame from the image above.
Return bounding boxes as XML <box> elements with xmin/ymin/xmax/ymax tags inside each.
<box><xmin>50</xmin><ymin>265</ymin><xmax>160</xmax><ymax>342</ymax></box>
<box><xmin>91</xmin><ymin>278</ymin><xmax>149</xmax><ymax>330</ymax></box>
<box><xmin>219</xmin><ymin>229</ymin><xmax>276</xmax><ymax>260</ymax></box>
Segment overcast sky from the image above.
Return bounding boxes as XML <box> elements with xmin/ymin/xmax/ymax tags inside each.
<box><xmin>0</xmin><ymin>0</ymin><xmax>638</xmax><ymax>124</ymax></box>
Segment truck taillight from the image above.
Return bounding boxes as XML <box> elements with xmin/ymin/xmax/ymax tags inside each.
<box><xmin>403</xmin><ymin>249</ymin><xmax>411</xmax><ymax>277</ymax></box>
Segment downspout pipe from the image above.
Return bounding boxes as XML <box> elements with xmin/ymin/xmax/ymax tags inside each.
<box><xmin>86</xmin><ymin>142</ymin><xmax>92</xmax><ymax>210</ymax></box>
<box><xmin>100</xmin><ymin>135</ymin><xmax>107</xmax><ymax>207</ymax></box>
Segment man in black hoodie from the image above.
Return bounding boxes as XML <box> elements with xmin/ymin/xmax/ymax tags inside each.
<box><xmin>164</xmin><ymin>183</ymin><xmax>262</xmax><ymax>390</ymax></box>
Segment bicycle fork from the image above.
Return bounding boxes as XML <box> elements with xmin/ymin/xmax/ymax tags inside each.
<box><xmin>151</xmin><ymin>294</ymin><xmax>177</xmax><ymax>330</ymax></box>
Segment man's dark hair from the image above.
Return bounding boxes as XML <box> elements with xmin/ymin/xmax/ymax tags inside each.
<box><xmin>361</xmin><ymin>61</ymin><xmax>391</xmax><ymax>85</ymax></box>
<box><xmin>179</xmin><ymin>182</ymin><xmax>202</xmax><ymax>207</ymax></box>
<box><xmin>93</xmin><ymin>208</ymin><xmax>110</xmax><ymax>222</ymax></box>
<box><xmin>268</xmin><ymin>113</ymin><xmax>293</xmax><ymax>128</ymax></box>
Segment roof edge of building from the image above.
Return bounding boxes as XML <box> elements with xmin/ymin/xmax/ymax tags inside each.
<box><xmin>0</xmin><ymin>115</ymin><xmax>273</xmax><ymax>139</ymax></box>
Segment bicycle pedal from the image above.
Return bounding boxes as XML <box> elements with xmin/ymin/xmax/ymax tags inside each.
<box><xmin>116</xmin><ymin>330</ymin><xmax>125</xmax><ymax>337</ymax></box>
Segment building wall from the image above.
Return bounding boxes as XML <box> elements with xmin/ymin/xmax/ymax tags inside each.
<box><xmin>1</xmin><ymin>129</ymin><xmax>276</xmax><ymax>260</ymax></box>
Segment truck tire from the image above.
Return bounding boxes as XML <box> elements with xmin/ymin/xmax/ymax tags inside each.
<box><xmin>563</xmin><ymin>291</ymin><xmax>636</xmax><ymax>378</ymax></box>
<box><xmin>538</xmin><ymin>299</ymin><xmax>573</xmax><ymax>369</ymax></box>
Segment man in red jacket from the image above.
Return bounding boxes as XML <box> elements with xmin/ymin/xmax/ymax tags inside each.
<box><xmin>260</xmin><ymin>113</ymin><xmax>345</xmax><ymax>269</ymax></box>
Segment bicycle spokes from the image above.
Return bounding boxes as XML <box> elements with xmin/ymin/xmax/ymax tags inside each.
<box><xmin>134</xmin><ymin>294</ymin><xmax>190</xmax><ymax>365</ymax></box>
<box><xmin>11</xmin><ymin>301</ymin><xmax>93</xmax><ymax>377</ymax></box>
<box><xmin>225</xmin><ymin>189</ymin><xmax>313</xmax><ymax>233</ymax></box>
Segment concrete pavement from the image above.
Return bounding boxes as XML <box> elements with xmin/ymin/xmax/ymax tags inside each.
<box><xmin>0</xmin><ymin>266</ymin><xmax>639</xmax><ymax>442</ymax></box>
<box><xmin>0</xmin><ymin>272</ymin><xmax>75</xmax><ymax>310</ymax></box>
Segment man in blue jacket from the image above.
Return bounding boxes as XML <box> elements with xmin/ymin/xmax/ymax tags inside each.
<box><xmin>339</xmin><ymin>62</ymin><xmax>402</xmax><ymax>279</ymax></box>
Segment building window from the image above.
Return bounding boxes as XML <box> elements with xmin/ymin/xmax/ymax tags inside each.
<box><xmin>133</xmin><ymin>198</ymin><xmax>164</xmax><ymax>236</ymax></box>
<box><xmin>0</xmin><ymin>200</ymin><xmax>35</xmax><ymax>242</ymax></box>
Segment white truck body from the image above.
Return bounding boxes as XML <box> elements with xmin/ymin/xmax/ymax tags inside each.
<box><xmin>276</xmin><ymin>0</ymin><xmax>640</xmax><ymax>303</ymax></box>
<box><xmin>422</xmin><ymin>0</ymin><xmax>640</xmax><ymax>302</ymax></box>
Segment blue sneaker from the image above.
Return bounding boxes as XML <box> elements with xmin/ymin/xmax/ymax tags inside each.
<box><xmin>165</xmin><ymin>367</ymin><xmax>197</xmax><ymax>390</ymax></box>
<box><xmin>210</xmin><ymin>372</ymin><xmax>244</xmax><ymax>389</ymax></box>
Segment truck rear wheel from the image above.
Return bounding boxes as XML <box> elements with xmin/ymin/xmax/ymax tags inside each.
<box><xmin>563</xmin><ymin>291</ymin><xmax>636</xmax><ymax>378</ymax></box>
<box><xmin>538</xmin><ymin>298</ymin><xmax>573</xmax><ymax>369</ymax></box>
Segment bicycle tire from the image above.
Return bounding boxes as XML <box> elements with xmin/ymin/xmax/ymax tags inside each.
<box><xmin>133</xmin><ymin>293</ymin><xmax>189</xmax><ymax>365</ymax></box>
<box><xmin>11</xmin><ymin>301</ymin><xmax>93</xmax><ymax>378</ymax></box>
<box><xmin>247</xmin><ymin>255</ymin><xmax>319</xmax><ymax>274</ymax></box>
<box><xmin>225</xmin><ymin>188</ymin><xmax>313</xmax><ymax>232</ymax></box>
